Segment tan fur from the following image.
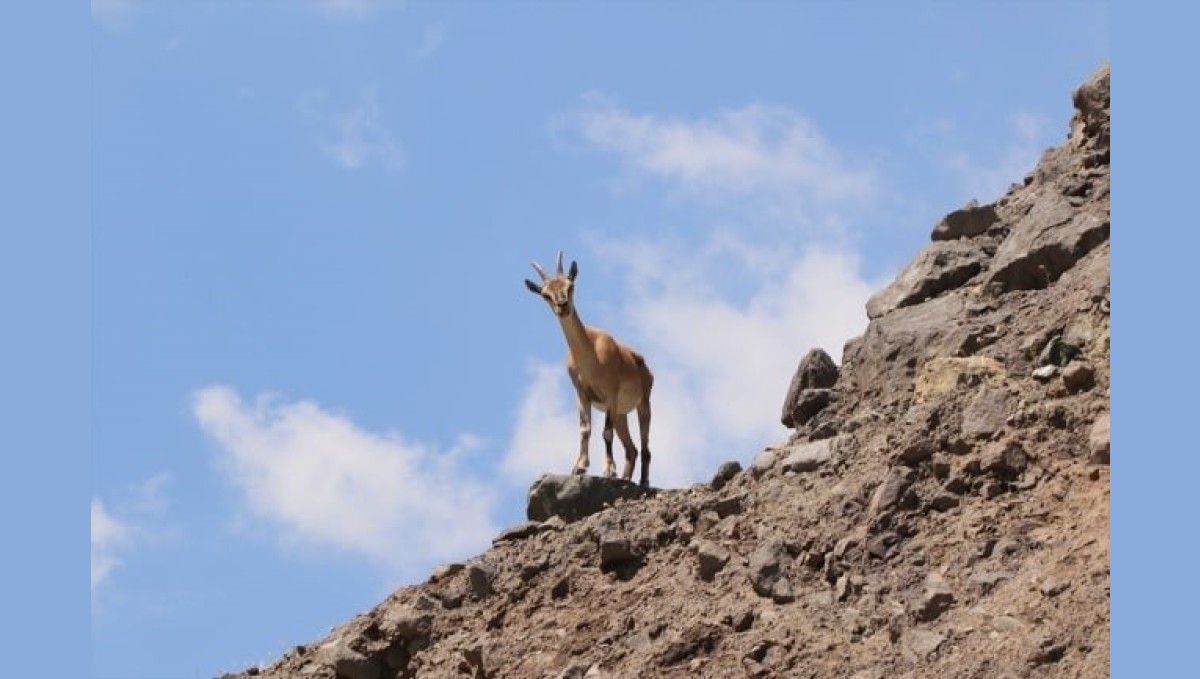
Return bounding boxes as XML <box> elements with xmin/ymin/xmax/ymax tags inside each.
<box><xmin>525</xmin><ymin>252</ymin><xmax>655</xmax><ymax>486</ymax></box>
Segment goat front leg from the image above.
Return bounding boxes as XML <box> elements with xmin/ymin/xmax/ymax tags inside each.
<box><xmin>602</xmin><ymin>412</ymin><xmax>616</xmax><ymax>478</ymax></box>
<box><xmin>572</xmin><ymin>395</ymin><xmax>592</xmax><ymax>475</ymax></box>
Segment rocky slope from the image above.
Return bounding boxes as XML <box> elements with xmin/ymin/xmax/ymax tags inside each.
<box><xmin>226</xmin><ymin>65</ymin><xmax>1109</xmax><ymax>679</ymax></box>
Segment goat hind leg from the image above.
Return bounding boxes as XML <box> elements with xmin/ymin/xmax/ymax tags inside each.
<box><xmin>614</xmin><ymin>414</ymin><xmax>638</xmax><ymax>482</ymax></box>
<box><xmin>602</xmin><ymin>412</ymin><xmax>617</xmax><ymax>478</ymax></box>
<box><xmin>636</xmin><ymin>399</ymin><xmax>652</xmax><ymax>488</ymax></box>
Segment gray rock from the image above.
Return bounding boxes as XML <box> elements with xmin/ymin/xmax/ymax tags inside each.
<box><xmin>696</xmin><ymin>541</ymin><xmax>731</xmax><ymax>581</ymax></box>
<box><xmin>1062</xmin><ymin>362</ymin><xmax>1096</xmax><ymax>393</ymax></box>
<box><xmin>982</xmin><ymin>440</ymin><xmax>1029</xmax><ymax>480</ymax></box>
<box><xmin>598</xmin><ymin>533</ymin><xmax>637</xmax><ymax>569</ymax></box>
<box><xmin>915</xmin><ymin>572</ymin><xmax>956</xmax><ymax>622</ymax></box>
<box><xmin>991</xmin><ymin>615</ymin><xmax>1026</xmax><ymax>633</ymax></box>
<box><xmin>903</xmin><ymin>629</ymin><xmax>946</xmax><ymax>659</ymax></box>
<box><xmin>493</xmin><ymin>521</ymin><xmax>542</xmax><ymax>544</ymax></box>
<box><xmin>931</xmin><ymin>201</ymin><xmax>1000</xmax><ymax>241</ymax></box>
<box><xmin>869</xmin><ymin>468</ymin><xmax>915</xmax><ymax>516</ymax></box>
<box><xmin>1032</xmin><ymin>365</ymin><xmax>1059</xmax><ymax>381</ymax></box>
<box><xmin>985</xmin><ymin>190</ymin><xmax>1109</xmax><ymax>294</ymax></box>
<box><xmin>962</xmin><ymin>386</ymin><xmax>1012</xmax><ymax>439</ymax></box>
<box><xmin>380</xmin><ymin>607</ymin><xmax>433</xmax><ymax>643</ymax></box>
<box><xmin>928</xmin><ymin>493</ymin><xmax>960</xmax><ymax>512</ymax></box>
<box><xmin>747</xmin><ymin>540</ymin><xmax>795</xmax><ymax>603</ymax></box>
<box><xmin>896</xmin><ymin>440</ymin><xmax>933</xmax><ymax>466</ymax></box>
<box><xmin>867</xmin><ymin>240</ymin><xmax>988</xmax><ymax>319</ymax></box>
<box><xmin>842</xmin><ymin>295</ymin><xmax>969</xmax><ymax>410</ymax></box>
<box><xmin>781</xmin><ymin>437</ymin><xmax>836</xmax><ymax>473</ymax></box>
<box><xmin>749</xmin><ymin>445</ymin><xmax>785</xmax><ymax>478</ymax></box>
<box><xmin>781</xmin><ymin>349</ymin><xmax>839</xmax><ymax>426</ymax></box>
<box><xmin>712</xmin><ymin>495</ymin><xmax>744</xmax><ymax>518</ymax></box>
<box><xmin>710</xmin><ymin>461</ymin><xmax>742</xmax><ymax>490</ymax></box>
<box><xmin>526</xmin><ymin>474</ymin><xmax>656</xmax><ymax>522</ymax></box>
<box><xmin>786</xmin><ymin>388</ymin><xmax>834</xmax><ymax>428</ymax></box>
<box><xmin>314</xmin><ymin>639</ymin><xmax>381</xmax><ymax>679</ymax></box>
<box><xmin>429</xmin><ymin>562</ymin><xmax>464</xmax><ymax>583</ymax></box>
<box><xmin>466</xmin><ymin>563</ymin><xmax>494</xmax><ymax>599</ymax></box>
<box><xmin>1040</xmin><ymin>336</ymin><xmax>1083</xmax><ymax>367</ymax></box>
<box><xmin>969</xmin><ymin>570</ymin><xmax>1014</xmax><ymax>594</ymax></box>
<box><xmin>1088</xmin><ymin>413</ymin><xmax>1110</xmax><ymax>464</ymax></box>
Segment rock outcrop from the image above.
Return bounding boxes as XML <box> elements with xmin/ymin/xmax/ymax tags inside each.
<box><xmin>222</xmin><ymin>64</ymin><xmax>1109</xmax><ymax>679</ymax></box>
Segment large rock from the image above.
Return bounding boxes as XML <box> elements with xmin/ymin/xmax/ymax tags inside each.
<box><xmin>781</xmin><ymin>349</ymin><xmax>839</xmax><ymax>427</ymax></box>
<box><xmin>313</xmin><ymin>639</ymin><xmax>381</xmax><ymax>679</ymax></box>
<box><xmin>526</xmin><ymin>474</ymin><xmax>657</xmax><ymax>523</ymax></box>
<box><xmin>780</xmin><ymin>437</ymin><xmax>837</xmax><ymax>473</ymax></box>
<box><xmin>984</xmin><ymin>192</ymin><xmax>1109</xmax><ymax>294</ymax></box>
<box><xmin>747</xmin><ymin>540</ymin><xmax>795</xmax><ymax>603</ymax></box>
<box><xmin>962</xmin><ymin>386</ymin><xmax>1012</xmax><ymax>439</ymax></box>
<box><xmin>1088</xmin><ymin>413</ymin><xmax>1110</xmax><ymax>464</ymax></box>
<box><xmin>931</xmin><ymin>201</ymin><xmax>1000</xmax><ymax>241</ymax></box>
<box><xmin>866</xmin><ymin>240</ymin><xmax>988</xmax><ymax>319</ymax></box>
<box><xmin>840</xmin><ymin>294</ymin><xmax>970</xmax><ymax>408</ymax></box>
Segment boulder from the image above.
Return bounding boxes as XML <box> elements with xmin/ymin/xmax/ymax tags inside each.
<box><xmin>710</xmin><ymin>461</ymin><xmax>742</xmax><ymax>490</ymax></box>
<box><xmin>747</xmin><ymin>540</ymin><xmax>795</xmax><ymax>603</ymax></box>
<box><xmin>931</xmin><ymin>201</ymin><xmax>1000</xmax><ymax>241</ymax></box>
<box><xmin>984</xmin><ymin>194</ymin><xmax>1109</xmax><ymax>294</ymax></box>
<box><xmin>866</xmin><ymin>240</ymin><xmax>988</xmax><ymax>319</ymax></box>
<box><xmin>780</xmin><ymin>437</ymin><xmax>836</xmax><ymax>473</ymax></box>
<box><xmin>696</xmin><ymin>541</ymin><xmax>731</xmax><ymax>581</ymax></box>
<box><xmin>781</xmin><ymin>349</ymin><xmax>839</xmax><ymax>427</ymax></box>
<box><xmin>313</xmin><ymin>640</ymin><xmax>381</xmax><ymax>679</ymax></box>
<box><xmin>526</xmin><ymin>474</ymin><xmax>657</xmax><ymax>522</ymax></box>
<box><xmin>869</xmin><ymin>468</ymin><xmax>916</xmax><ymax>516</ymax></box>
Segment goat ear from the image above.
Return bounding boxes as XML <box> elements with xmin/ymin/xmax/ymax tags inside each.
<box><xmin>568</xmin><ymin>261</ymin><xmax>578</xmax><ymax>281</ymax></box>
<box><xmin>524</xmin><ymin>279</ymin><xmax>543</xmax><ymax>295</ymax></box>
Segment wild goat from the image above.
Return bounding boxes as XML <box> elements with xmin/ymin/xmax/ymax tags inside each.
<box><xmin>524</xmin><ymin>251</ymin><xmax>655</xmax><ymax>487</ymax></box>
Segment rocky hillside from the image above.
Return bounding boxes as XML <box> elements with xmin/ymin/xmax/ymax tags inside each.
<box><xmin>226</xmin><ymin>65</ymin><xmax>1109</xmax><ymax>679</ymax></box>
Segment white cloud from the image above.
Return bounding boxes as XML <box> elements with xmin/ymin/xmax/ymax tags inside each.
<box><xmin>322</xmin><ymin>89</ymin><xmax>404</xmax><ymax>171</ymax></box>
<box><xmin>92</xmin><ymin>499</ymin><xmax>132</xmax><ymax>591</ymax></box>
<box><xmin>573</xmin><ymin>96</ymin><xmax>876</xmax><ymax>227</ymax></box>
<box><xmin>937</xmin><ymin>111</ymin><xmax>1053</xmax><ymax>203</ymax></box>
<box><xmin>193</xmin><ymin>386</ymin><xmax>498</xmax><ymax>569</ymax></box>
<box><xmin>91</xmin><ymin>474</ymin><xmax>171</xmax><ymax>592</ymax></box>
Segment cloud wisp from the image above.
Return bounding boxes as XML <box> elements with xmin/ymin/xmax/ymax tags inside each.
<box><xmin>91</xmin><ymin>473</ymin><xmax>173</xmax><ymax>593</ymax></box>
<box><xmin>321</xmin><ymin>89</ymin><xmax>404</xmax><ymax>171</ymax></box>
<box><xmin>572</xmin><ymin>96</ymin><xmax>876</xmax><ymax>228</ymax></box>
<box><xmin>91</xmin><ymin>499</ymin><xmax>133</xmax><ymax>591</ymax></box>
<box><xmin>193</xmin><ymin>386</ymin><xmax>498</xmax><ymax>571</ymax></box>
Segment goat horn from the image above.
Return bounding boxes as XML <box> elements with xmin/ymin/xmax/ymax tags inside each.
<box><xmin>531</xmin><ymin>261</ymin><xmax>549</xmax><ymax>281</ymax></box>
<box><xmin>556</xmin><ymin>250</ymin><xmax>564</xmax><ymax>275</ymax></box>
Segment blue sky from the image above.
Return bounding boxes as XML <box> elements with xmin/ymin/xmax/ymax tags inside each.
<box><xmin>89</xmin><ymin>2</ymin><xmax>1107</xmax><ymax>677</ymax></box>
